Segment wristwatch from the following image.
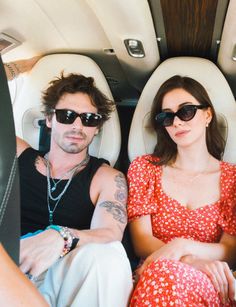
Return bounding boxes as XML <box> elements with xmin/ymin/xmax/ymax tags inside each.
<box><xmin>46</xmin><ymin>225</ymin><xmax>80</xmax><ymax>256</ymax></box>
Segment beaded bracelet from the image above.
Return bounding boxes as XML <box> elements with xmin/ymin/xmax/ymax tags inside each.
<box><xmin>46</xmin><ymin>225</ymin><xmax>79</xmax><ymax>258</ymax></box>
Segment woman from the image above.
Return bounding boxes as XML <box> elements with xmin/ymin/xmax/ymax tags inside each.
<box><xmin>127</xmin><ymin>75</ymin><xmax>236</xmax><ymax>306</ymax></box>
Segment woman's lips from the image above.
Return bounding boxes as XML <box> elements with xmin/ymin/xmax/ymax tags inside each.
<box><xmin>175</xmin><ymin>130</ymin><xmax>190</xmax><ymax>137</ymax></box>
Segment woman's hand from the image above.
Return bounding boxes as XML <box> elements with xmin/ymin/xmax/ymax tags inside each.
<box><xmin>20</xmin><ymin>229</ymin><xmax>64</xmax><ymax>278</ymax></box>
<box><xmin>137</xmin><ymin>238</ymin><xmax>191</xmax><ymax>276</ymax></box>
<box><xmin>182</xmin><ymin>256</ymin><xmax>235</xmax><ymax>304</ymax></box>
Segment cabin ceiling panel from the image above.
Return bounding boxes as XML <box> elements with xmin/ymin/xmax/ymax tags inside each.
<box><xmin>0</xmin><ymin>0</ymin><xmax>138</xmax><ymax>101</ymax></box>
<box><xmin>0</xmin><ymin>0</ymin><xmax>111</xmax><ymax>60</ymax></box>
<box><xmin>87</xmin><ymin>0</ymin><xmax>160</xmax><ymax>91</ymax></box>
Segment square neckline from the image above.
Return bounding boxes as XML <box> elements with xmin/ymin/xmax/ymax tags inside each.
<box><xmin>158</xmin><ymin>160</ymin><xmax>224</xmax><ymax>212</ymax></box>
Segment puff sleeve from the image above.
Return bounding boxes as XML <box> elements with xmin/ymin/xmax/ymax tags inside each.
<box><xmin>127</xmin><ymin>155</ymin><xmax>161</xmax><ymax>221</ymax></box>
<box><xmin>218</xmin><ymin>163</ymin><xmax>236</xmax><ymax>235</ymax></box>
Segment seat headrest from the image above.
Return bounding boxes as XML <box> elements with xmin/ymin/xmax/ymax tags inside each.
<box><xmin>128</xmin><ymin>57</ymin><xmax>236</xmax><ymax>163</ymax></box>
<box><xmin>13</xmin><ymin>54</ymin><xmax>121</xmax><ymax>166</ymax></box>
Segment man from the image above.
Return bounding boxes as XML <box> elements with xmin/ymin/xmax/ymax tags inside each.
<box><xmin>17</xmin><ymin>73</ymin><xmax>133</xmax><ymax>307</ymax></box>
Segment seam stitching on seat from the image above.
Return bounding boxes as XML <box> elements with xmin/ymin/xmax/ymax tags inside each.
<box><xmin>0</xmin><ymin>155</ymin><xmax>18</xmax><ymax>226</ymax></box>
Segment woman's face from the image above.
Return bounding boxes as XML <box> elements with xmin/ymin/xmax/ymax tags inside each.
<box><xmin>161</xmin><ymin>88</ymin><xmax>212</xmax><ymax>148</ymax></box>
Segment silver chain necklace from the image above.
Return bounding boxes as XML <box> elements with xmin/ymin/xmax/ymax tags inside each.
<box><xmin>45</xmin><ymin>154</ymin><xmax>90</xmax><ymax>224</ymax></box>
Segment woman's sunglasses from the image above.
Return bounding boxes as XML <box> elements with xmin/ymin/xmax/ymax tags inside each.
<box><xmin>155</xmin><ymin>104</ymin><xmax>207</xmax><ymax>127</ymax></box>
<box><xmin>53</xmin><ymin>109</ymin><xmax>103</xmax><ymax>127</ymax></box>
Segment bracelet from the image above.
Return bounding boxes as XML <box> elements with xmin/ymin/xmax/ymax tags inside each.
<box><xmin>46</xmin><ymin>225</ymin><xmax>79</xmax><ymax>257</ymax></box>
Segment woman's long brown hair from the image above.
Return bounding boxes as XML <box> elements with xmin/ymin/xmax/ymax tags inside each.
<box><xmin>150</xmin><ymin>75</ymin><xmax>225</xmax><ymax>165</ymax></box>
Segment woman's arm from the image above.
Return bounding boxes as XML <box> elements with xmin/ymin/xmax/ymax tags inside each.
<box><xmin>136</xmin><ymin>232</ymin><xmax>236</xmax><ymax>276</ymax></box>
<box><xmin>181</xmin><ymin>232</ymin><xmax>236</xmax><ymax>267</ymax></box>
<box><xmin>131</xmin><ymin>211</ymin><xmax>236</xmax><ymax>263</ymax></box>
<box><xmin>129</xmin><ymin>214</ymin><xmax>165</xmax><ymax>258</ymax></box>
<box><xmin>131</xmin><ymin>214</ymin><xmax>236</xmax><ymax>274</ymax></box>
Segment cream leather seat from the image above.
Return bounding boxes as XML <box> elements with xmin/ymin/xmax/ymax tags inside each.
<box><xmin>128</xmin><ymin>56</ymin><xmax>236</xmax><ymax>163</ymax></box>
<box><xmin>13</xmin><ymin>54</ymin><xmax>121</xmax><ymax>166</ymax></box>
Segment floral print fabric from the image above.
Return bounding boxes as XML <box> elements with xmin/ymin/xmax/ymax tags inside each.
<box><xmin>128</xmin><ymin>155</ymin><xmax>236</xmax><ymax>306</ymax></box>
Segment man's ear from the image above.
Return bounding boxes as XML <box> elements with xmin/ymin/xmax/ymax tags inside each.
<box><xmin>94</xmin><ymin>130</ymin><xmax>99</xmax><ymax>136</ymax></box>
<box><xmin>46</xmin><ymin>116</ymin><xmax>52</xmax><ymax>129</ymax></box>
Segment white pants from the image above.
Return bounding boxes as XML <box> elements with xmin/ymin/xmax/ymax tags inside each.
<box><xmin>37</xmin><ymin>241</ymin><xmax>133</xmax><ymax>307</ymax></box>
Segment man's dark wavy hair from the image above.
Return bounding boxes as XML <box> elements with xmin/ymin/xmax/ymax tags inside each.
<box><xmin>42</xmin><ymin>72</ymin><xmax>115</xmax><ymax>127</ymax></box>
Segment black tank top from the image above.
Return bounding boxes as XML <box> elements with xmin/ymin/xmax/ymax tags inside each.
<box><xmin>18</xmin><ymin>148</ymin><xmax>108</xmax><ymax>235</ymax></box>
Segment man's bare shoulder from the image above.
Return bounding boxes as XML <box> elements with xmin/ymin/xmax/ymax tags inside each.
<box><xmin>92</xmin><ymin>163</ymin><xmax>127</xmax><ymax>196</ymax></box>
<box><xmin>16</xmin><ymin>137</ymin><xmax>31</xmax><ymax>157</ymax></box>
<box><xmin>96</xmin><ymin>163</ymin><xmax>126</xmax><ymax>181</ymax></box>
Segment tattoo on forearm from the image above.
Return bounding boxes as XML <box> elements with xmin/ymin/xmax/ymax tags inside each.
<box><xmin>114</xmin><ymin>173</ymin><xmax>127</xmax><ymax>204</ymax></box>
<box><xmin>99</xmin><ymin>201</ymin><xmax>127</xmax><ymax>224</ymax></box>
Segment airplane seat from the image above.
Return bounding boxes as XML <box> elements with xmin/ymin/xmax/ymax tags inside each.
<box><xmin>13</xmin><ymin>54</ymin><xmax>121</xmax><ymax>166</ymax></box>
<box><xmin>0</xmin><ymin>56</ymin><xmax>20</xmax><ymax>265</ymax></box>
<box><xmin>128</xmin><ymin>56</ymin><xmax>236</xmax><ymax>163</ymax></box>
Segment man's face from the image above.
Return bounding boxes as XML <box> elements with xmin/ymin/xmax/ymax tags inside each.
<box><xmin>46</xmin><ymin>92</ymin><xmax>100</xmax><ymax>154</ymax></box>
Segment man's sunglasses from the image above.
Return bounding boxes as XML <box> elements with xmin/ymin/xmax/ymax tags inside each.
<box><xmin>53</xmin><ymin>109</ymin><xmax>103</xmax><ymax>127</ymax></box>
<box><xmin>155</xmin><ymin>104</ymin><xmax>207</xmax><ymax>127</ymax></box>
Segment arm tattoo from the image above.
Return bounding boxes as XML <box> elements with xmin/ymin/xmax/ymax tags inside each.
<box><xmin>114</xmin><ymin>173</ymin><xmax>128</xmax><ymax>204</ymax></box>
<box><xmin>99</xmin><ymin>201</ymin><xmax>127</xmax><ymax>224</ymax></box>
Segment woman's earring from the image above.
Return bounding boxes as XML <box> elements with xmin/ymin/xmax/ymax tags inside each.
<box><xmin>206</xmin><ymin>122</ymin><xmax>209</xmax><ymax>127</ymax></box>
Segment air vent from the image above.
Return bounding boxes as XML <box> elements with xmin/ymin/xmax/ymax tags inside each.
<box><xmin>103</xmin><ymin>48</ymin><xmax>115</xmax><ymax>55</ymax></box>
<box><xmin>0</xmin><ymin>33</ymin><xmax>21</xmax><ymax>55</ymax></box>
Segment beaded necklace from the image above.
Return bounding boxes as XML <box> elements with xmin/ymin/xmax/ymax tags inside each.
<box><xmin>45</xmin><ymin>154</ymin><xmax>90</xmax><ymax>224</ymax></box>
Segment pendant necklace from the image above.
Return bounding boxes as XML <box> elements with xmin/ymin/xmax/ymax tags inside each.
<box><xmin>171</xmin><ymin>156</ymin><xmax>211</xmax><ymax>185</ymax></box>
<box><xmin>45</xmin><ymin>154</ymin><xmax>90</xmax><ymax>224</ymax></box>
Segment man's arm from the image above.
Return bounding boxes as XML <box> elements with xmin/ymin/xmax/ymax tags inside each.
<box><xmin>0</xmin><ymin>244</ymin><xmax>48</xmax><ymax>307</ymax></box>
<box><xmin>4</xmin><ymin>56</ymin><xmax>41</xmax><ymax>81</ymax></box>
<box><xmin>71</xmin><ymin>164</ymin><xmax>128</xmax><ymax>243</ymax></box>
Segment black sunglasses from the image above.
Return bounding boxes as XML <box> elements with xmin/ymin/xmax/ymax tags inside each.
<box><xmin>155</xmin><ymin>104</ymin><xmax>207</xmax><ymax>127</ymax></box>
<box><xmin>53</xmin><ymin>109</ymin><xmax>103</xmax><ymax>127</ymax></box>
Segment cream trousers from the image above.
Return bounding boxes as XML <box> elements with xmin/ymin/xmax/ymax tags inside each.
<box><xmin>37</xmin><ymin>241</ymin><xmax>133</xmax><ymax>307</ymax></box>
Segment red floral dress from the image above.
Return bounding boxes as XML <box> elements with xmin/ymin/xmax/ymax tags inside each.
<box><xmin>127</xmin><ymin>155</ymin><xmax>236</xmax><ymax>307</ymax></box>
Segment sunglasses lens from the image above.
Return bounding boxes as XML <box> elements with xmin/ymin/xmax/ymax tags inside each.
<box><xmin>178</xmin><ymin>105</ymin><xmax>196</xmax><ymax>121</ymax></box>
<box><xmin>155</xmin><ymin>112</ymin><xmax>174</xmax><ymax>127</ymax></box>
<box><xmin>80</xmin><ymin>113</ymin><xmax>102</xmax><ymax>127</ymax></box>
<box><xmin>155</xmin><ymin>105</ymin><xmax>203</xmax><ymax>127</ymax></box>
<box><xmin>54</xmin><ymin>110</ymin><xmax>102</xmax><ymax>126</ymax></box>
<box><xmin>55</xmin><ymin>110</ymin><xmax>76</xmax><ymax>124</ymax></box>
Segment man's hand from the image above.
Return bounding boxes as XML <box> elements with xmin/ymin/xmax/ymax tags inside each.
<box><xmin>20</xmin><ymin>229</ymin><xmax>64</xmax><ymax>278</ymax></box>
